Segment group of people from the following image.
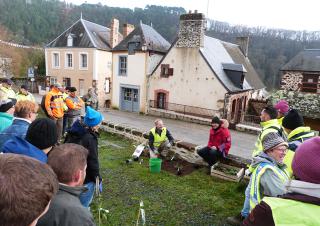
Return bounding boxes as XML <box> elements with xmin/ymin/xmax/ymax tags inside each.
<box><xmin>0</xmin><ymin>77</ymin><xmax>319</xmax><ymax>226</ymax></box>
<box><xmin>226</xmin><ymin>100</ymin><xmax>320</xmax><ymax>226</ymax></box>
<box><xmin>0</xmin><ymin>79</ymin><xmax>104</xmax><ymax>226</ymax></box>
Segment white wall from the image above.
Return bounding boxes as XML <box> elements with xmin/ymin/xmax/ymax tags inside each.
<box><xmin>95</xmin><ymin>50</ymin><xmax>112</xmax><ymax>106</ymax></box>
<box><xmin>112</xmin><ymin>52</ymin><xmax>147</xmax><ymax>112</ymax></box>
<box><xmin>149</xmin><ymin>47</ymin><xmax>227</xmax><ymax>110</ymax></box>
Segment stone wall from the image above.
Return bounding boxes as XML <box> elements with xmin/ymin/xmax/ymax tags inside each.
<box><xmin>281</xmin><ymin>71</ymin><xmax>303</xmax><ymax>91</ymax></box>
<box><xmin>176</xmin><ymin>13</ymin><xmax>205</xmax><ymax>48</ymax></box>
<box><xmin>270</xmin><ymin>90</ymin><xmax>320</xmax><ymax>119</ymax></box>
<box><xmin>100</xmin><ymin>121</ymin><xmax>250</xmax><ymax>168</ymax></box>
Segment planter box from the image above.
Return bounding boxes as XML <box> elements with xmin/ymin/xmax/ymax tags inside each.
<box><xmin>211</xmin><ymin>162</ymin><xmax>245</xmax><ymax>182</ymax></box>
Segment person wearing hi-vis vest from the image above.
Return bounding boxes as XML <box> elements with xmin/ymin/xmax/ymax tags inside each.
<box><xmin>65</xmin><ymin>87</ymin><xmax>84</xmax><ymax>131</ymax></box>
<box><xmin>227</xmin><ymin>106</ymin><xmax>286</xmax><ymax>226</ymax></box>
<box><xmin>243</xmin><ymin>137</ymin><xmax>320</xmax><ymax>226</ymax></box>
<box><xmin>148</xmin><ymin>119</ymin><xmax>174</xmax><ymax>158</ymax></box>
<box><xmin>248</xmin><ymin>132</ymin><xmax>290</xmax><ymax>212</ymax></box>
<box><xmin>282</xmin><ymin>109</ymin><xmax>315</xmax><ymax>177</ymax></box>
<box><xmin>16</xmin><ymin>85</ymin><xmax>36</xmax><ymax>102</ymax></box>
<box><xmin>44</xmin><ymin>83</ymin><xmax>65</xmax><ymax>142</ymax></box>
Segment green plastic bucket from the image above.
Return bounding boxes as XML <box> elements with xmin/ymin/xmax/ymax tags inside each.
<box><xmin>149</xmin><ymin>158</ymin><xmax>162</xmax><ymax>173</ymax></box>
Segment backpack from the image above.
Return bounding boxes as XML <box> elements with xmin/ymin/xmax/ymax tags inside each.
<box><xmin>40</xmin><ymin>94</ymin><xmax>50</xmax><ymax>117</ymax></box>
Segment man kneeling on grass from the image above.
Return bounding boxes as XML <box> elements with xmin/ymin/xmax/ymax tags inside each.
<box><xmin>0</xmin><ymin>154</ymin><xmax>58</xmax><ymax>226</ymax></box>
<box><xmin>149</xmin><ymin>119</ymin><xmax>174</xmax><ymax>158</ymax></box>
<box><xmin>37</xmin><ymin>143</ymin><xmax>96</xmax><ymax>226</ymax></box>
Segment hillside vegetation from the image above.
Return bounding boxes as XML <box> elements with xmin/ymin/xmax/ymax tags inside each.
<box><xmin>1</xmin><ymin>0</ymin><xmax>320</xmax><ymax>88</ymax></box>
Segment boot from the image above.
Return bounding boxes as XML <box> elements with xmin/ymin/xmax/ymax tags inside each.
<box><xmin>226</xmin><ymin>213</ymin><xmax>245</xmax><ymax>226</ymax></box>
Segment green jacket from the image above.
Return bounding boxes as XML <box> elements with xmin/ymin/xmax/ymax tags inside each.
<box><xmin>252</xmin><ymin>119</ymin><xmax>283</xmax><ymax>157</ymax></box>
<box><xmin>0</xmin><ymin>112</ymin><xmax>14</xmax><ymax>132</ymax></box>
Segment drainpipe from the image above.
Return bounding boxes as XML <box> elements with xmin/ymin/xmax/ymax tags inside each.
<box><xmin>223</xmin><ymin>92</ymin><xmax>229</xmax><ymax>119</ymax></box>
<box><xmin>146</xmin><ymin>74</ymin><xmax>151</xmax><ymax>114</ymax></box>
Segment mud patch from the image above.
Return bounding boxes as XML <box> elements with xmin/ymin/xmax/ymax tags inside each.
<box><xmin>160</xmin><ymin>158</ymin><xmax>201</xmax><ymax>176</ymax></box>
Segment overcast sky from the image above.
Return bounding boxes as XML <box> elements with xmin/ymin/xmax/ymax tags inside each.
<box><xmin>68</xmin><ymin>0</ymin><xmax>320</xmax><ymax>31</ymax></box>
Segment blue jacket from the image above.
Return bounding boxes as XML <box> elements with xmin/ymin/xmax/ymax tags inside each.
<box><xmin>2</xmin><ymin>136</ymin><xmax>47</xmax><ymax>163</ymax></box>
<box><xmin>0</xmin><ymin>112</ymin><xmax>14</xmax><ymax>132</ymax></box>
<box><xmin>64</xmin><ymin>119</ymin><xmax>100</xmax><ymax>183</ymax></box>
<box><xmin>0</xmin><ymin>118</ymin><xmax>30</xmax><ymax>149</ymax></box>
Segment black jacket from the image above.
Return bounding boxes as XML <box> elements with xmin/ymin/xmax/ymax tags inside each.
<box><xmin>37</xmin><ymin>184</ymin><xmax>96</xmax><ymax>226</ymax></box>
<box><xmin>64</xmin><ymin>119</ymin><xmax>100</xmax><ymax>184</ymax></box>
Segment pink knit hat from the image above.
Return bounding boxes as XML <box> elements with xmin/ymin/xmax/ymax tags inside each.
<box><xmin>274</xmin><ymin>100</ymin><xmax>289</xmax><ymax>114</ymax></box>
<box><xmin>292</xmin><ymin>137</ymin><xmax>320</xmax><ymax>184</ymax></box>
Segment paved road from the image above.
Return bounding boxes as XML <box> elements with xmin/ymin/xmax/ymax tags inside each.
<box><xmin>100</xmin><ymin>109</ymin><xmax>256</xmax><ymax>159</ymax></box>
<box><xmin>34</xmin><ymin>94</ymin><xmax>257</xmax><ymax>159</ymax></box>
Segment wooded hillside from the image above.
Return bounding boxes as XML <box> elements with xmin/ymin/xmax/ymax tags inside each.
<box><xmin>1</xmin><ymin>0</ymin><xmax>320</xmax><ymax>88</ymax></box>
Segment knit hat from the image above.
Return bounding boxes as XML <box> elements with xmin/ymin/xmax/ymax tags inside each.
<box><xmin>292</xmin><ymin>137</ymin><xmax>320</xmax><ymax>184</ymax></box>
<box><xmin>84</xmin><ymin>106</ymin><xmax>103</xmax><ymax>127</ymax></box>
<box><xmin>26</xmin><ymin>118</ymin><xmax>57</xmax><ymax>150</ymax></box>
<box><xmin>211</xmin><ymin>116</ymin><xmax>221</xmax><ymax>124</ymax></box>
<box><xmin>262</xmin><ymin>132</ymin><xmax>288</xmax><ymax>152</ymax></box>
<box><xmin>274</xmin><ymin>100</ymin><xmax>289</xmax><ymax>114</ymax></box>
<box><xmin>0</xmin><ymin>99</ymin><xmax>16</xmax><ymax>112</ymax></box>
<box><xmin>282</xmin><ymin>109</ymin><xmax>304</xmax><ymax>130</ymax></box>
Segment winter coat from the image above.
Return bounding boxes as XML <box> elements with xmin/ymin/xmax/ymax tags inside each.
<box><xmin>64</xmin><ymin>119</ymin><xmax>100</xmax><ymax>184</ymax></box>
<box><xmin>250</xmin><ymin>152</ymin><xmax>289</xmax><ymax>198</ymax></box>
<box><xmin>1</xmin><ymin>136</ymin><xmax>47</xmax><ymax>163</ymax></box>
<box><xmin>242</xmin><ymin>180</ymin><xmax>320</xmax><ymax>226</ymax></box>
<box><xmin>0</xmin><ymin>112</ymin><xmax>13</xmax><ymax>132</ymax></box>
<box><xmin>37</xmin><ymin>183</ymin><xmax>96</xmax><ymax>226</ymax></box>
<box><xmin>0</xmin><ymin>118</ymin><xmax>30</xmax><ymax>149</ymax></box>
<box><xmin>207</xmin><ymin>119</ymin><xmax>231</xmax><ymax>156</ymax></box>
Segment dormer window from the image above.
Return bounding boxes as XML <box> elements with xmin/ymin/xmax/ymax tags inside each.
<box><xmin>67</xmin><ymin>34</ymin><xmax>73</xmax><ymax>47</ymax></box>
<box><xmin>222</xmin><ymin>63</ymin><xmax>246</xmax><ymax>89</ymax></box>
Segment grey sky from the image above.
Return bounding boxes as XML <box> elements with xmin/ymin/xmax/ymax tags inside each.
<box><xmin>68</xmin><ymin>0</ymin><xmax>320</xmax><ymax>31</ymax></box>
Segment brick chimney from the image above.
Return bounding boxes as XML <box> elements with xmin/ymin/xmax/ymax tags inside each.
<box><xmin>110</xmin><ymin>18</ymin><xmax>120</xmax><ymax>48</ymax></box>
<box><xmin>236</xmin><ymin>37</ymin><xmax>249</xmax><ymax>57</ymax></box>
<box><xmin>176</xmin><ymin>11</ymin><xmax>206</xmax><ymax>48</ymax></box>
<box><xmin>123</xmin><ymin>23</ymin><xmax>135</xmax><ymax>38</ymax></box>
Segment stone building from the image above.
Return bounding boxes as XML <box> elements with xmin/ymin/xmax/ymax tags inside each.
<box><xmin>45</xmin><ymin>17</ymin><xmax>123</xmax><ymax>107</ymax></box>
<box><xmin>0</xmin><ymin>56</ymin><xmax>12</xmax><ymax>78</ymax></box>
<box><xmin>111</xmin><ymin>22</ymin><xmax>170</xmax><ymax>112</ymax></box>
<box><xmin>277</xmin><ymin>49</ymin><xmax>320</xmax><ymax>131</ymax></box>
<box><xmin>148</xmin><ymin>12</ymin><xmax>265</xmax><ymax>126</ymax></box>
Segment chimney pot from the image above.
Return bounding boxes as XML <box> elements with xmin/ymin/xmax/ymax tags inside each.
<box><xmin>110</xmin><ymin>18</ymin><xmax>120</xmax><ymax>48</ymax></box>
<box><xmin>236</xmin><ymin>37</ymin><xmax>250</xmax><ymax>57</ymax></box>
<box><xmin>123</xmin><ymin>23</ymin><xmax>135</xmax><ymax>38</ymax></box>
<box><xmin>194</xmin><ymin>10</ymin><xmax>198</xmax><ymax>13</ymax></box>
<box><xmin>188</xmin><ymin>10</ymin><xmax>192</xmax><ymax>14</ymax></box>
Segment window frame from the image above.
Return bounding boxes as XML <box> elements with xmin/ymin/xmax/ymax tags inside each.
<box><xmin>65</xmin><ymin>52</ymin><xmax>73</xmax><ymax>69</ymax></box>
<box><xmin>301</xmin><ymin>73</ymin><xmax>319</xmax><ymax>93</ymax></box>
<box><xmin>52</xmin><ymin>52</ymin><xmax>60</xmax><ymax>69</ymax></box>
<box><xmin>79</xmin><ymin>52</ymin><xmax>88</xmax><ymax>70</ymax></box>
<box><xmin>118</xmin><ymin>55</ymin><xmax>128</xmax><ymax>76</ymax></box>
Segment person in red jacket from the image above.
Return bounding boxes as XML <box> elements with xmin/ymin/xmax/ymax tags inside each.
<box><xmin>197</xmin><ymin>116</ymin><xmax>231</xmax><ymax>168</ymax></box>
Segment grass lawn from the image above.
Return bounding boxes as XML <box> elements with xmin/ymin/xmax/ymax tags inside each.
<box><xmin>91</xmin><ymin>132</ymin><xmax>246</xmax><ymax>226</ymax></box>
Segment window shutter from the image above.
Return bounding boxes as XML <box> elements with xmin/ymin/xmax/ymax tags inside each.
<box><xmin>168</xmin><ymin>68</ymin><xmax>174</xmax><ymax>76</ymax></box>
